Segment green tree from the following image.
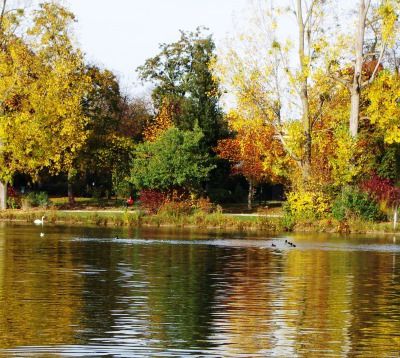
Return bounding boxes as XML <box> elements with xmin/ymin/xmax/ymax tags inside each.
<box><xmin>66</xmin><ymin>66</ymin><xmax>134</xmax><ymax>203</ymax></box>
<box><xmin>130</xmin><ymin>127</ymin><xmax>215</xmax><ymax>192</ymax></box>
<box><xmin>137</xmin><ymin>28</ymin><xmax>225</xmax><ymax>147</ymax></box>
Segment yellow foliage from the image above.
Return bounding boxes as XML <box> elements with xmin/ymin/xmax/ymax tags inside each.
<box><xmin>378</xmin><ymin>0</ymin><xmax>399</xmax><ymax>46</ymax></box>
<box><xmin>286</xmin><ymin>190</ymin><xmax>330</xmax><ymax>220</ymax></box>
<box><xmin>328</xmin><ymin>126</ymin><xmax>360</xmax><ymax>187</ymax></box>
<box><xmin>0</xmin><ymin>3</ymin><xmax>91</xmax><ymax>181</ymax></box>
<box><xmin>367</xmin><ymin>72</ymin><xmax>400</xmax><ymax>144</ymax></box>
<box><xmin>217</xmin><ymin>109</ymin><xmax>290</xmax><ymax>183</ymax></box>
<box><xmin>284</xmin><ymin>121</ymin><xmax>306</xmax><ymax>161</ymax></box>
<box><xmin>143</xmin><ymin>99</ymin><xmax>174</xmax><ymax>142</ymax></box>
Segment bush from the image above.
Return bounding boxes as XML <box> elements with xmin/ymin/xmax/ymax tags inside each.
<box><xmin>332</xmin><ymin>188</ymin><xmax>384</xmax><ymax>222</ymax></box>
<box><xmin>6</xmin><ymin>186</ymin><xmax>21</xmax><ymax>209</ymax></box>
<box><xmin>22</xmin><ymin>192</ymin><xmax>51</xmax><ymax>209</ymax></box>
<box><xmin>192</xmin><ymin>197</ymin><xmax>214</xmax><ymax>213</ymax></box>
<box><xmin>158</xmin><ymin>200</ymin><xmax>193</xmax><ymax>218</ymax></box>
<box><xmin>285</xmin><ymin>190</ymin><xmax>330</xmax><ymax>221</ymax></box>
<box><xmin>36</xmin><ymin>192</ymin><xmax>51</xmax><ymax>208</ymax></box>
<box><xmin>282</xmin><ymin>203</ymin><xmax>296</xmax><ymax>231</ymax></box>
<box><xmin>139</xmin><ymin>190</ymin><xmax>167</xmax><ymax>214</ymax></box>
<box><xmin>7</xmin><ymin>197</ymin><xmax>20</xmax><ymax>209</ymax></box>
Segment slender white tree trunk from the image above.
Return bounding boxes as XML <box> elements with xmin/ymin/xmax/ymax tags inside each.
<box><xmin>0</xmin><ymin>1</ymin><xmax>8</xmax><ymax>210</ymax></box>
<box><xmin>350</xmin><ymin>0</ymin><xmax>369</xmax><ymax>138</ymax></box>
<box><xmin>393</xmin><ymin>204</ymin><xmax>398</xmax><ymax>231</ymax></box>
<box><xmin>350</xmin><ymin>88</ymin><xmax>361</xmax><ymax>137</ymax></box>
<box><xmin>297</xmin><ymin>0</ymin><xmax>312</xmax><ymax>180</ymax></box>
<box><xmin>0</xmin><ymin>181</ymin><xmax>6</xmax><ymax>210</ymax></box>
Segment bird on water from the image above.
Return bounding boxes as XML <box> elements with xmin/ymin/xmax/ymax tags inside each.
<box><xmin>285</xmin><ymin>240</ymin><xmax>296</xmax><ymax>247</ymax></box>
<box><xmin>34</xmin><ymin>216</ymin><xmax>45</xmax><ymax>225</ymax></box>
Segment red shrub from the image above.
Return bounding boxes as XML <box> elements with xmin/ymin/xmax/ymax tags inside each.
<box><xmin>139</xmin><ymin>190</ymin><xmax>167</xmax><ymax>214</ymax></box>
<box><xmin>361</xmin><ymin>174</ymin><xmax>400</xmax><ymax>206</ymax></box>
<box><xmin>7</xmin><ymin>186</ymin><xmax>18</xmax><ymax>197</ymax></box>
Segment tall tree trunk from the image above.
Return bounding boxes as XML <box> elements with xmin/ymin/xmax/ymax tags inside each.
<box><xmin>247</xmin><ymin>179</ymin><xmax>254</xmax><ymax>211</ymax></box>
<box><xmin>0</xmin><ymin>181</ymin><xmax>6</xmax><ymax>210</ymax></box>
<box><xmin>350</xmin><ymin>0</ymin><xmax>369</xmax><ymax>138</ymax></box>
<box><xmin>67</xmin><ymin>169</ymin><xmax>75</xmax><ymax>205</ymax></box>
<box><xmin>350</xmin><ymin>87</ymin><xmax>361</xmax><ymax>137</ymax></box>
<box><xmin>297</xmin><ymin>0</ymin><xmax>311</xmax><ymax>180</ymax></box>
<box><xmin>0</xmin><ymin>1</ymin><xmax>8</xmax><ymax>210</ymax></box>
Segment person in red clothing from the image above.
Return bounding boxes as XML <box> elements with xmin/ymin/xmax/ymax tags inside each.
<box><xmin>126</xmin><ymin>196</ymin><xmax>134</xmax><ymax>206</ymax></box>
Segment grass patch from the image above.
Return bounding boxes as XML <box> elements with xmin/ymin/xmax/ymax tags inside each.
<box><xmin>0</xmin><ymin>208</ymin><xmax>398</xmax><ymax>234</ymax></box>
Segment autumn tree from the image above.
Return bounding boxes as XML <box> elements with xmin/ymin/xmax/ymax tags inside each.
<box><xmin>328</xmin><ymin>0</ymin><xmax>399</xmax><ymax>137</ymax></box>
<box><xmin>143</xmin><ymin>98</ymin><xmax>174</xmax><ymax>142</ymax></box>
<box><xmin>0</xmin><ymin>2</ymin><xmax>91</xmax><ymax>207</ymax></box>
<box><xmin>137</xmin><ymin>28</ymin><xmax>226</xmax><ymax>147</ymax></box>
<box><xmin>0</xmin><ymin>0</ymin><xmax>26</xmax><ymax>209</ymax></box>
<box><xmin>215</xmin><ymin>111</ymin><xmax>287</xmax><ymax>210</ymax></box>
<box><xmin>215</xmin><ymin>0</ymin><xmax>330</xmax><ymax>185</ymax></box>
<box><xmin>366</xmin><ymin>70</ymin><xmax>400</xmax><ymax>143</ymax></box>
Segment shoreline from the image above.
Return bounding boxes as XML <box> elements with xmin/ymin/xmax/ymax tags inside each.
<box><xmin>0</xmin><ymin>209</ymin><xmax>399</xmax><ymax>235</ymax></box>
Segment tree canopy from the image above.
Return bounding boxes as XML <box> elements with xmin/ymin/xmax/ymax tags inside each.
<box><xmin>130</xmin><ymin>127</ymin><xmax>215</xmax><ymax>191</ymax></box>
<box><xmin>0</xmin><ymin>2</ymin><xmax>90</xmax><ymax>182</ymax></box>
<box><xmin>137</xmin><ymin>28</ymin><xmax>226</xmax><ymax>147</ymax></box>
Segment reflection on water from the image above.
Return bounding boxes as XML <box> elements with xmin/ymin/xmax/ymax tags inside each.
<box><xmin>0</xmin><ymin>224</ymin><xmax>399</xmax><ymax>357</ymax></box>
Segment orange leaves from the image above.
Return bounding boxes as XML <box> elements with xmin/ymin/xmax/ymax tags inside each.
<box><xmin>215</xmin><ymin>112</ymin><xmax>284</xmax><ymax>183</ymax></box>
<box><xmin>143</xmin><ymin>99</ymin><xmax>175</xmax><ymax>142</ymax></box>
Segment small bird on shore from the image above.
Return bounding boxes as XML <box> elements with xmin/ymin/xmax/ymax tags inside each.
<box><xmin>272</xmin><ymin>243</ymin><xmax>276</xmax><ymax>247</ymax></box>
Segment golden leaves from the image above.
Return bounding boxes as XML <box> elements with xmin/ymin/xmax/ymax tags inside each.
<box><xmin>215</xmin><ymin>110</ymin><xmax>286</xmax><ymax>183</ymax></box>
<box><xmin>367</xmin><ymin>72</ymin><xmax>400</xmax><ymax>144</ymax></box>
<box><xmin>143</xmin><ymin>99</ymin><xmax>174</xmax><ymax>142</ymax></box>
<box><xmin>0</xmin><ymin>2</ymin><xmax>91</xmax><ymax>181</ymax></box>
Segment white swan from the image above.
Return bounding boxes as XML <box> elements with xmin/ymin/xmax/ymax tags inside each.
<box><xmin>34</xmin><ymin>216</ymin><xmax>45</xmax><ymax>225</ymax></box>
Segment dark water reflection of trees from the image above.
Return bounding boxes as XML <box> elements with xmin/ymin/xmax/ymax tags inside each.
<box><xmin>0</xmin><ymin>224</ymin><xmax>399</xmax><ymax>356</ymax></box>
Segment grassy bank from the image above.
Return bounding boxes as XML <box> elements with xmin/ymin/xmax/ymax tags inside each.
<box><xmin>0</xmin><ymin>209</ymin><xmax>283</xmax><ymax>232</ymax></box>
<box><xmin>0</xmin><ymin>209</ymin><xmax>399</xmax><ymax>234</ymax></box>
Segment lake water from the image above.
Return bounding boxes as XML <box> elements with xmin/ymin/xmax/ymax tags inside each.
<box><xmin>0</xmin><ymin>223</ymin><xmax>399</xmax><ymax>357</ymax></box>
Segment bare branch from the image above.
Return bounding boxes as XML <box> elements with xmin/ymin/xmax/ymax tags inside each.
<box><xmin>311</xmin><ymin>96</ymin><xmax>326</xmax><ymax>128</ymax></box>
<box><xmin>328</xmin><ymin>73</ymin><xmax>352</xmax><ymax>91</ymax></box>
<box><xmin>275</xmin><ymin>131</ymin><xmax>303</xmax><ymax>166</ymax></box>
<box><xmin>0</xmin><ymin>0</ymin><xmax>7</xmax><ymax>33</ymax></box>
<box><xmin>364</xmin><ymin>0</ymin><xmax>372</xmax><ymax>16</ymax></box>
<box><xmin>304</xmin><ymin>0</ymin><xmax>316</xmax><ymax>27</ymax></box>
